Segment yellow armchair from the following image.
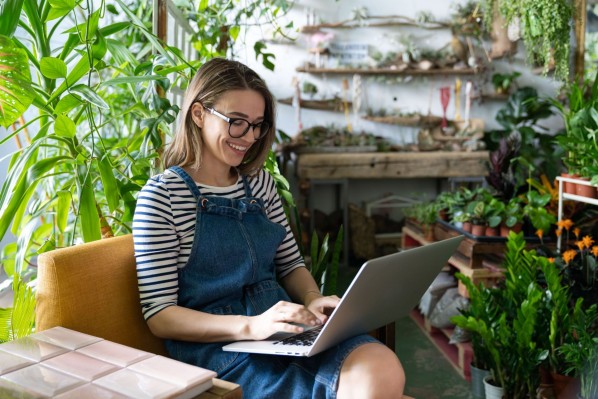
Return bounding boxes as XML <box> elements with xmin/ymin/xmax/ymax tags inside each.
<box><xmin>36</xmin><ymin>234</ymin><xmax>167</xmax><ymax>355</ymax></box>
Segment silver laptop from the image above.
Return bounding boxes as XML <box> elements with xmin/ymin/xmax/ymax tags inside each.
<box><xmin>222</xmin><ymin>235</ymin><xmax>464</xmax><ymax>357</ymax></box>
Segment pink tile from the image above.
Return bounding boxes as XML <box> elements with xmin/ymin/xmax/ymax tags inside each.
<box><xmin>54</xmin><ymin>383</ymin><xmax>130</xmax><ymax>399</ymax></box>
<box><xmin>94</xmin><ymin>368</ymin><xmax>181</xmax><ymax>399</ymax></box>
<box><xmin>128</xmin><ymin>355</ymin><xmax>216</xmax><ymax>388</ymax></box>
<box><xmin>76</xmin><ymin>340</ymin><xmax>153</xmax><ymax>367</ymax></box>
<box><xmin>43</xmin><ymin>351</ymin><xmax>119</xmax><ymax>381</ymax></box>
<box><xmin>1</xmin><ymin>363</ymin><xmax>85</xmax><ymax>397</ymax></box>
<box><xmin>0</xmin><ymin>351</ymin><xmax>33</xmax><ymax>375</ymax></box>
<box><xmin>0</xmin><ymin>336</ymin><xmax>68</xmax><ymax>362</ymax></box>
<box><xmin>31</xmin><ymin>327</ymin><xmax>102</xmax><ymax>350</ymax></box>
<box><xmin>0</xmin><ymin>378</ymin><xmax>40</xmax><ymax>399</ymax></box>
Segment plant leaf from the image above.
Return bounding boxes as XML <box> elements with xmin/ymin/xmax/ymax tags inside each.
<box><xmin>0</xmin><ymin>35</ymin><xmax>34</xmax><ymax>128</ymax></box>
<box><xmin>79</xmin><ymin>173</ymin><xmax>101</xmax><ymax>242</ymax></box>
<box><xmin>40</xmin><ymin>56</ymin><xmax>67</xmax><ymax>79</ymax></box>
<box><xmin>69</xmin><ymin>84</ymin><xmax>109</xmax><ymax>109</ymax></box>
<box><xmin>56</xmin><ymin>190</ymin><xmax>71</xmax><ymax>233</ymax></box>
<box><xmin>0</xmin><ymin>0</ymin><xmax>25</xmax><ymax>37</ymax></box>
<box><xmin>97</xmin><ymin>156</ymin><xmax>120</xmax><ymax>213</ymax></box>
<box><xmin>54</xmin><ymin>114</ymin><xmax>76</xmax><ymax>138</ymax></box>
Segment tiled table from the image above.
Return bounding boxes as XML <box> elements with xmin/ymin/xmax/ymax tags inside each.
<box><xmin>0</xmin><ymin>327</ymin><xmax>241</xmax><ymax>399</ymax></box>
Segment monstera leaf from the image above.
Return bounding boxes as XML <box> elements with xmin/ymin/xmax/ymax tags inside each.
<box><xmin>0</xmin><ymin>35</ymin><xmax>34</xmax><ymax>128</ymax></box>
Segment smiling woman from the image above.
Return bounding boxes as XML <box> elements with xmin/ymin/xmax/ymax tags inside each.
<box><xmin>133</xmin><ymin>57</ymin><xmax>406</xmax><ymax>399</ymax></box>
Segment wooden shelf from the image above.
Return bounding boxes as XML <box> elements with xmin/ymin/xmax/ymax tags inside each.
<box><xmin>296</xmin><ymin>151</ymin><xmax>489</xmax><ymax>180</ymax></box>
<box><xmin>296</xmin><ymin>66</ymin><xmax>478</xmax><ymax>76</ymax></box>
<box><xmin>362</xmin><ymin>114</ymin><xmax>442</xmax><ymax>127</ymax></box>
<box><xmin>301</xmin><ymin>19</ymin><xmax>449</xmax><ymax>33</ymax></box>
<box><xmin>410</xmin><ymin>309</ymin><xmax>472</xmax><ymax>381</ymax></box>
<box><xmin>277</xmin><ymin>97</ymin><xmax>349</xmax><ymax>112</ymax></box>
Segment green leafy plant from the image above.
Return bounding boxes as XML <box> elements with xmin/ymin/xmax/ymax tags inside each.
<box><xmin>523</xmin><ymin>190</ymin><xmax>556</xmax><ymax>234</ymax></box>
<box><xmin>491</xmin><ymin>71</ymin><xmax>521</xmax><ymax>94</ymax></box>
<box><xmin>553</xmin><ymin>70</ymin><xmax>598</xmax><ymax>184</ymax></box>
<box><xmin>485</xmin><ymin>87</ymin><xmax>562</xmax><ymax>185</ymax></box>
<box><xmin>480</xmin><ymin>0</ymin><xmax>573</xmax><ymax>80</ymax></box>
<box><xmin>452</xmin><ymin>232</ymin><xmax>549</xmax><ymax>397</ymax></box>
<box><xmin>0</xmin><ymin>0</ymin><xmax>295</xmax><ymax>341</ymax></box>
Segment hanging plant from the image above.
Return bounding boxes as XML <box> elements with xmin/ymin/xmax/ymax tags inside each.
<box><xmin>480</xmin><ymin>0</ymin><xmax>573</xmax><ymax>81</ymax></box>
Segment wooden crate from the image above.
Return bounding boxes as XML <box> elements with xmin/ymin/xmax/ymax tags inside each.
<box><xmin>434</xmin><ymin>222</ymin><xmax>507</xmax><ymax>269</ymax></box>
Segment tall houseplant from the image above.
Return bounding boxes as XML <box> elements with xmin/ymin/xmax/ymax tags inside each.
<box><xmin>0</xmin><ymin>0</ymin><xmax>296</xmax><ymax>341</ymax></box>
<box><xmin>453</xmin><ymin>232</ymin><xmax>549</xmax><ymax>397</ymax></box>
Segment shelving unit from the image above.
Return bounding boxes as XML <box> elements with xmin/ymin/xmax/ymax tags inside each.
<box><xmin>556</xmin><ymin>176</ymin><xmax>598</xmax><ymax>251</ymax></box>
<box><xmin>401</xmin><ymin>225</ymin><xmax>473</xmax><ymax>380</ymax></box>
<box><xmin>296</xmin><ymin>66</ymin><xmax>478</xmax><ymax>76</ymax></box>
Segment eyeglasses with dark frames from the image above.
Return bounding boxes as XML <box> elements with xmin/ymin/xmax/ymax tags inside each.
<box><xmin>203</xmin><ymin>106</ymin><xmax>270</xmax><ymax>140</ymax></box>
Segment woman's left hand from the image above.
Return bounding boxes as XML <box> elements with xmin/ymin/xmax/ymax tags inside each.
<box><xmin>305</xmin><ymin>294</ymin><xmax>340</xmax><ymax>324</ymax></box>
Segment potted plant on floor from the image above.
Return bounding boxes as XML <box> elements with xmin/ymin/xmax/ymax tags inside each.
<box><xmin>452</xmin><ymin>274</ymin><xmax>498</xmax><ymax>399</ymax></box>
<box><xmin>453</xmin><ymin>232</ymin><xmax>549</xmax><ymax>398</ymax></box>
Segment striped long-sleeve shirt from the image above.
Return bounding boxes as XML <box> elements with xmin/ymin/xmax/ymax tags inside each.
<box><xmin>133</xmin><ymin>168</ymin><xmax>305</xmax><ymax>320</ymax></box>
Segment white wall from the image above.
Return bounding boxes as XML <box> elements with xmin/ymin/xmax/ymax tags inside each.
<box><xmin>235</xmin><ymin>0</ymin><xmax>565</xmax><ymax>211</ymax></box>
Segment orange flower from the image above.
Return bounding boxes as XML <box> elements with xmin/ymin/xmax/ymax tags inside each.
<box><xmin>556</xmin><ymin>228</ymin><xmax>563</xmax><ymax>238</ymax></box>
<box><xmin>576</xmin><ymin>240</ymin><xmax>585</xmax><ymax>251</ymax></box>
<box><xmin>574</xmin><ymin>227</ymin><xmax>581</xmax><ymax>238</ymax></box>
<box><xmin>548</xmin><ymin>257</ymin><xmax>555</xmax><ymax>263</ymax></box>
<box><xmin>563</xmin><ymin>249</ymin><xmax>577</xmax><ymax>265</ymax></box>
<box><xmin>583</xmin><ymin>236</ymin><xmax>595</xmax><ymax>248</ymax></box>
<box><xmin>536</xmin><ymin>229</ymin><xmax>544</xmax><ymax>239</ymax></box>
<box><xmin>593</xmin><ymin>246</ymin><xmax>598</xmax><ymax>257</ymax></box>
<box><xmin>558</xmin><ymin>219</ymin><xmax>574</xmax><ymax>231</ymax></box>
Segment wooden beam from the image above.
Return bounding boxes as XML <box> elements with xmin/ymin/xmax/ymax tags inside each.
<box><xmin>574</xmin><ymin>0</ymin><xmax>586</xmax><ymax>82</ymax></box>
<box><xmin>296</xmin><ymin>151</ymin><xmax>489</xmax><ymax>179</ymax></box>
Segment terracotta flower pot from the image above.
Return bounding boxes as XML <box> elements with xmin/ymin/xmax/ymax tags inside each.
<box><xmin>462</xmin><ymin>222</ymin><xmax>472</xmax><ymax>233</ymax></box>
<box><xmin>485</xmin><ymin>226</ymin><xmax>499</xmax><ymax>237</ymax></box>
<box><xmin>500</xmin><ymin>222</ymin><xmax>523</xmax><ymax>237</ymax></box>
<box><xmin>471</xmin><ymin>224</ymin><xmax>485</xmax><ymax>237</ymax></box>
<box><xmin>550</xmin><ymin>371</ymin><xmax>580</xmax><ymax>399</ymax></box>
<box><xmin>575</xmin><ymin>177</ymin><xmax>597</xmax><ymax>199</ymax></box>
<box><xmin>561</xmin><ymin>172</ymin><xmax>579</xmax><ymax>194</ymax></box>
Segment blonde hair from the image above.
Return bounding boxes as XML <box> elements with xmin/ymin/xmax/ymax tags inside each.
<box><xmin>163</xmin><ymin>58</ymin><xmax>276</xmax><ymax>177</ymax></box>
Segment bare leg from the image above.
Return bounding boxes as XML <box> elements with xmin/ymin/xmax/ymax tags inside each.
<box><xmin>336</xmin><ymin>343</ymin><xmax>405</xmax><ymax>399</ymax></box>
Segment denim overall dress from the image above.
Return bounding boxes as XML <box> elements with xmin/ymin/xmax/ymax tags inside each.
<box><xmin>165</xmin><ymin>166</ymin><xmax>378</xmax><ymax>399</ymax></box>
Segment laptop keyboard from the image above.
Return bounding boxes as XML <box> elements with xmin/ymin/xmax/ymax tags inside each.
<box><xmin>273</xmin><ymin>325</ymin><xmax>323</xmax><ymax>346</ymax></box>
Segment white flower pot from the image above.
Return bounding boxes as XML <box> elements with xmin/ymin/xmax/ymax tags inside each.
<box><xmin>483</xmin><ymin>375</ymin><xmax>504</xmax><ymax>399</ymax></box>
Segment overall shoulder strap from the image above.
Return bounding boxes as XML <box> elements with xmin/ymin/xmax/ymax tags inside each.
<box><xmin>169</xmin><ymin>166</ymin><xmax>202</xmax><ymax>200</ymax></box>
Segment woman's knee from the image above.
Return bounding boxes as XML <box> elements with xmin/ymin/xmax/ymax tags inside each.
<box><xmin>337</xmin><ymin>343</ymin><xmax>405</xmax><ymax>398</ymax></box>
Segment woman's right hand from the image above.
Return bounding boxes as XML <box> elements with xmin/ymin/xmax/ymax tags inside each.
<box><xmin>248</xmin><ymin>301</ymin><xmax>322</xmax><ymax>340</ymax></box>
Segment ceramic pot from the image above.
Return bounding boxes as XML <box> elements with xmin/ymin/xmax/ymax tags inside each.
<box><xmin>470</xmin><ymin>364</ymin><xmax>490</xmax><ymax>399</ymax></box>
<box><xmin>483</xmin><ymin>375</ymin><xmax>504</xmax><ymax>399</ymax></box>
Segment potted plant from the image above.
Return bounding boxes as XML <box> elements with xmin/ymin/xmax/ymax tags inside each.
<box><xmin>404</xmin><ymin>201</ymin><xmax>438</xmax><ymax>241</ymax></box>
<box><xmin>485</xmin><ymin>197</ymin><xmax>506</xmax><ymax>236</ymax></box>
<box><xmin>453</xmin><ymin>232</ymin><xmax>549</xmax><ymax>398</ymax></box>
<box><xmin>452</xmin><ymin>273</ymin><xmax>498</xmax><ymax>399</ymax></box>
<box><xmin>539</xmin><ymin>257</ymin><xmax>598</xmax><ymax>398</ymax></box>
<box><xmin>491</xmin><ymin>71</ymin><xmax>521</xmax><ymax>95</ymax></box>
<box><xmin>523</xmin><ymin>189</ymin><xmax>557</xmax><ymax>240</ymax></box>
<box><xmin>553</xmin><ymin>70</ymin><xmax>598</xmax><ymax>195</ymax></box>
<box><xmin>500</xmin><ymin>197</ymin><xmax>524</xmax><ymax>236</ymax></box>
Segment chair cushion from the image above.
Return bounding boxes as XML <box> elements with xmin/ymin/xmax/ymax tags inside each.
<box><xmin>36</xmin><ymin>235</ymin><xmax>167</xmax><ymax>355</ymax></box>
